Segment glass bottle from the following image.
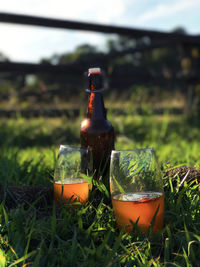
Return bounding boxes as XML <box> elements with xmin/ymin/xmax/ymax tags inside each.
<box><xmin>80</xmin><ymin>67</ymin><xmax>115</xmax><ymax>189</ymax></box>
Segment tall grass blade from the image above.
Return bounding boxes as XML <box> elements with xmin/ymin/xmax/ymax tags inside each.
<box><xmin>0</xmin><ymin>249</ymin><xmax>6</xmax><ymax>267</ymax></box>
<box><xmin>23</xmin><ymin>212</ymin><xmax>36</xmax><ymax>266</ymax></box>
<box><xmin>103</xmin><ymin>229</ymin><xmax>124</xmax><ymax>266</ymax></box>
<box><xmin>184</xmin><ymin>223</ymin><xmax>195</xmax><ymax>262</ymax></box>
<box><xmin>182</xmin><ymin>247</ymin><xmax>191</xmax><ymax>267</ymax></box>
<box><xmin>8</xmin><ymin>250</ymin><xmax>36</xmax><ymax>267</ymax></box>
<box><xmin>164</xmin><ymin>238</ymin><xmax>170</xmax><ymax>263</ymax></box>
<box><xmin>69</xmin><ymin>230</ymin><xmax>78</xmax><ymax>266</ymax></box>
<box><xmin>48</xmin><ymin>203</ymin><xmax>56</xmax><ymax>253</ymax></box>
<box><xmin>96</xmin><ymin>231</ymin><xmax>111</xmax><ymax>258</ymax></box>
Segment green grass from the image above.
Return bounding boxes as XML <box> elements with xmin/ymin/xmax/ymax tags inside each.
<box><xmin>0</xmin><ymin>112</ymin><xmax>200</xmax><ymax>266</ymax></box>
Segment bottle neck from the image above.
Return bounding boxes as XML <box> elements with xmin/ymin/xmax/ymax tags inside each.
<box><xmin>87</xmin><ymin>92</ymin><xmax>106</xmax><ymax>119</ymax></box>
<box><xmin>87</xmin><ymin>73</ymin><xmax>106</xmax><ymax>120</ymax></box>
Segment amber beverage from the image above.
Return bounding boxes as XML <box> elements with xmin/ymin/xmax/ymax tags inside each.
<box><xmin>53</xmin><ymin>145</ymin><xmax>92</xmax><ymax>206</ymax></box>
<box><xmin>112</xmin><ymin>192</ymin><xmax>164</xmax><ymax>233</ymax></box>
<box><xmin>80</xmin><ymin>68</ymin><xmax>115</xmax><ymax>188</ymax></box>
<box><xmin>54</xmin><ymin>178</ymin><xmax>90</xmax><ymax>205</ymax></box>
<box><xmin>110</xmin><ymin>149</ymin><xmax>164</xmax><ymax>234</ymax></box>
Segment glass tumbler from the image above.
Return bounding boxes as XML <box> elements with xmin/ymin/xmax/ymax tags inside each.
<box><xmin>110</xmin><ymin>148</ymin><xmax>164</xmax><ymax>233</ymax></box>
<box><xmin>54</xmin><ymin>145</ymin><xmax>92</xmax><ymax>205</ymax></box>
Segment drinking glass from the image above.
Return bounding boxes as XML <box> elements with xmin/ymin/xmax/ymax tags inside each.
<box><xmin>110</xmin><ymin>148</ymin><xmax>164</xmax><ymax>233</ymax></box>
<box><xmin>54</xmin><ymin>145</ymin><xmax>92</xmax><ymax>205</ymax></box>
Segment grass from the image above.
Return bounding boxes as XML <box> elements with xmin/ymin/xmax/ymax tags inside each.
<box><xmin>0</xmin><ymin>111</ymin><xmax>200</xmax><ymax>266</ymax></box>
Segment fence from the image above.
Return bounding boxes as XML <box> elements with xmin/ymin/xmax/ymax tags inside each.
<box><xmin>0</xmin><ymin>12</ymin><xmax>200</xmax><ymax>116</ymax></box>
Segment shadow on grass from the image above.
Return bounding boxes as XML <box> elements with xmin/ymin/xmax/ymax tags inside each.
<box><xmin>0</xmin><ymin>122</ymin><xmax>79</xmax><ymax>148</ymax></box>
<box><xmin>0</xmin><ymin>148</ymin><xmax>53</xmax><ymax>186</ymax></box>
<box><xmin>113</xmin><ymin>115</ymin><xmax>200</xmax><ymax>144</ymax></box>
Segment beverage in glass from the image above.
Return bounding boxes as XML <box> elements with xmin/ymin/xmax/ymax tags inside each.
<box><xmin>54</xmin><ymin>145</ymin><xmax>92</xmax><ymax>205</ymax></box>
<box><xmin>110</xmin><ymin>149</ymin><xmax>164</xmax><ymax>233</ymax></box>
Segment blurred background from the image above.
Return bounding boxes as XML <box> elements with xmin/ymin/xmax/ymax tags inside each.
<box><xmin>0</xmin><ymin>0</ymin><xmax>200</xmax><ymax>116</ymax></box>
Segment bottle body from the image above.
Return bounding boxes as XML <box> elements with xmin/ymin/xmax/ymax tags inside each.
<box><xmin>81</xmin><ymin>118</ymin><xmax>115</xmax><ymax>185</ymax></box>
<box><xmin>80</xmin><ymin>68</ymin><xmax>115</xmax><ymax>188</ymax></box>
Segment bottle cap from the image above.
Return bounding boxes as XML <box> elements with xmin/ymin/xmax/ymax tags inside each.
<box><xmin>88</xmin><ymin>67</ymin><xmax>101</xmax><ymax>74</ymax></box>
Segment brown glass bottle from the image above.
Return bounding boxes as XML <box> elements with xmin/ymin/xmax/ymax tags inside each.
<box><xmin>80</xmin><ymin>68</ymin><xmax>115</xmax><ymax>189</ymax></box>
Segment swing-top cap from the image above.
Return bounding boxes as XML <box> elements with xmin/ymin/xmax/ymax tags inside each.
<box><xmin>88</xmin><ymin>67</ymin><xmax>101</xmax><ymax>74</ymax></box>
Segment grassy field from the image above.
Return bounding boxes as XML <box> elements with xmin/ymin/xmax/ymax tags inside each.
<box><xmin>0</xmin><ymin>111</ymin><xmax>200</xmax><ymax>266</ymax></box>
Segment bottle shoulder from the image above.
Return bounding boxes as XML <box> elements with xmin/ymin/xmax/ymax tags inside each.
<box><xmin>80</xmin><ymin>118</ymin><xmax>114</xmax><ymax>133</ymax></box>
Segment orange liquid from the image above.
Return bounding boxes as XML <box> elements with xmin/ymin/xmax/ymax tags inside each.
<box><xmin>54</xmin><ymin>179</ymin><xmax>90</xmax><ymax>205</ymax></box>
<box><xmin>112</xmin><ymin>192</ymin><xmax>164</xmax><ymax>233</ymax></box>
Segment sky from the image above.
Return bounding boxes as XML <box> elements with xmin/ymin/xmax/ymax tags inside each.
<box><xmin>0</xmin><ymin>0</ymin><xmax>199</xmax><ymax>62</ymax></box>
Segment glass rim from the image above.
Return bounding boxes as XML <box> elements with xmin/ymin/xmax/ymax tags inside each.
<box><xmin>111</xmin><ymin>148</ymin><xmax>154</xmax><ymax>154</ymax></box>
<box><xmin>59</xmin><ymin>145</ymin><xmax>83</xmax><ymax>151</ymax></box>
